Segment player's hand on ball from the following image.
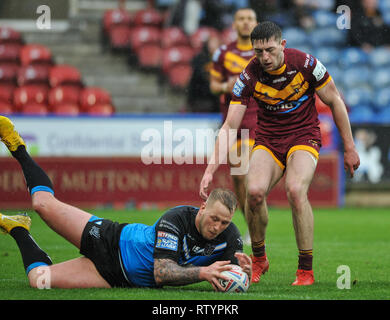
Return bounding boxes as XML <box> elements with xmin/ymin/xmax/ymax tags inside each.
<box><xmin>234</xmin><ymin>252</ymin><xmax>252</xmax><ymax>280</ymax></box>
<box><xmin>200</xmin><ymin>260</ymin><xmax>232</xmax><ymax>292</ymax></box>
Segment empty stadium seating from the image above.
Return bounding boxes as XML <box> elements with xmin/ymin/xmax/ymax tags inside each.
<box><xmin>0</xmin><ymin>26</ymin><xmax>116</xmax><ymax>116</ymax></box>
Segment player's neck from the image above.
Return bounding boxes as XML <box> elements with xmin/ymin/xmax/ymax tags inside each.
<box><xmin>236</xmin><ymin>37</ymin><xmax>252</xmax><ymax>51</ymax></box>
<box><xmin>266</xmin><ymin>53</ymin><xmax>286</xmax><ymax>75</ymax></box>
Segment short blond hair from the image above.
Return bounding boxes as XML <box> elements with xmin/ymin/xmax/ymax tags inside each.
<box><xmin>206</xmin><ymin>188</ymin><xmax>238</xmax><ymax>214</ymax></box>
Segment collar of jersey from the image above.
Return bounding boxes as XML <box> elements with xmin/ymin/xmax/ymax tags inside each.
<box><xmin>236</xmin><ymin>42</ymin><xmax>253</xmax><ymax>51</ymax></box>
<box><xmin>266</xmin><ymin>63</ymin><xmax>286</xmax><ymax>75</ymax></box>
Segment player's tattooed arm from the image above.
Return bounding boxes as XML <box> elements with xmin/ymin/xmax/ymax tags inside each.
<box><xmin>154</xmin><ymin>258</ymin><xmax>202</xmax><ymax>286</ymax></box>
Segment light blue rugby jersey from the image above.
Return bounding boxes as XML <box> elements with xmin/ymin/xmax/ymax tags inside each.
<box><xmin>119</xmin><ymin>222</ymin><xmax>158</xmax><ymax>287</ymax></box>
<box><xmin>118</xmin><ymin>205</ymin><xmax>242</xmax><ymax>287</ymax></box>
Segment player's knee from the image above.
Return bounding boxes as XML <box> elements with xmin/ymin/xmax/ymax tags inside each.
<box><xmin>32</xmin><ymin>192</ymin><xmax>55</xmax><ymax>215</ymax></box>
<box><xmin>285</xmin><ymin>182</ymin><xmax>307</xmax><ymax>207</ymax></box>
<box><xmin>247</xmin><ymin>186</ymin><xmax>266</xmax><ymax>209</ymax></box>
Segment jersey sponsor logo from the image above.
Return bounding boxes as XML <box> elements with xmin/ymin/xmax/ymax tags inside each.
<box><xmin>272</xmin><ymin>76</ymin><xmax>287</xmax><ymax>83</ymax></box>
<box><xmin>233</xmin><ymin>78</ymin><xmax>245</xmax><ymax>97</ymax></box>
<box><xmin>312</xmin><ymin>59</ymin><xmax>326</xmax><ymax>81</ymax></box>
<box><xmin>309</xmin><ymin>56</ymin><xmax>315</xmax><ymax>66</ymax></box>
<box><xmin>304</xmin><ymin>54</ymin><xmax>311</xmax><ymax>68</ymax></box>
<box><xmin>156</xmin><ymin>231</ymin><xmax>179</xmax><ymax>251</ymax></box>
<box><xmin>263</xmin><ymin>95</ymin><xmax>309</xmax><ymax>113</ymax></box>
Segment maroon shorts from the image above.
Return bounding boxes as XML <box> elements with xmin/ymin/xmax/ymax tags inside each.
<box><xmin>252</xmin><ymin>128</ymin><xmax>321</xmax><ymax>170</ymax></box>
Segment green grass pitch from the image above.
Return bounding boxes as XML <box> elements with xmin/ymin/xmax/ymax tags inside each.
<box><xmin>0</xmin><ymin>207</ymin><xmax>389</xmax><ymax>300</ymax></box>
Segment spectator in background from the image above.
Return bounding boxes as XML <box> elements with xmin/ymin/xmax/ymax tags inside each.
<box><xmin>187</xmin><ymin>36</ymin><xmax>221</xmax><ymax>113</ymax></box>
<box><xmin>280</xmin><ymin>0</ymin><xmax>335</xmax><ymax>30</ymax></box>
<box><xmin>199</xmin><ymin>0</ymin><xmax>250</xmax><ymax>31</ymax></box>
<box><xmin>348</xmin><ymin>0</ymin><xmax>390</xmax><ymax>51</ymax></box>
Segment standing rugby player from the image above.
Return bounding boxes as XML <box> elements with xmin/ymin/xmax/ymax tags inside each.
<box><xmin>201</xmin><ymin>21</ymin><xmax>360</xmax><ymax>285</ymax></box>
<box><xmin>210</xmin><ymin>8</ymin><xmax>258</xmax><ymax>236</ymax></box>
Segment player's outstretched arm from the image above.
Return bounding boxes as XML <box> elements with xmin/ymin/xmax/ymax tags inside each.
<box><xmin>154</xmin><ymin>258</ymin><xmax>232</xmax><ymax>291</ymax></box>
<box><xmin>199</xmin><ymin>104</ymin><xmax>247</xmax><ymax>200</ymax></box>
<box><xmin>316</xmin><ymin>79</ymin><xmax>360</xmax><ymax>177</ymax></box>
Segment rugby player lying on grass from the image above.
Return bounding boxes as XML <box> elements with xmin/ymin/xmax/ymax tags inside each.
<box><xmin>0</xmin><ymin>116</ymin><xmax>251</xmax><ymax>290</ymax></box>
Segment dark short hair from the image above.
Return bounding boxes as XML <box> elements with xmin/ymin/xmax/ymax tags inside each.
<box><xmin>206</xmin><ymin>188</ymin><xmax>238</xmax><ymax>214</ymax></box>
<box><xmin>250</xmin><ymin>21</ymin><xmax>282</xmax><ymax>43</ymax></box>
<box><xmin>234</xmin><ymin>7</ymin><xmax>257</xmax><ymax>21</ymax></box>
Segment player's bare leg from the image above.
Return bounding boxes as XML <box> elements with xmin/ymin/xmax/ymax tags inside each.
<box><xmin>285</xmin><ymin>150</ymin><xmax>317</xmax><ymax>285</ymax></box>
<box><xmin>28</xmin><ymin>257</ymin><xmax>110</xmax><ymax>289</ymax></box>
<box><xmin>229</xmin><ymin>139</ymin><xmax>252</xmax><ymax>243</ymax></box>
<box><xmin>31</xmin><ymin>191</ymin><xmax>92</xmax><ymax>249</ymax></box>
<box><xmin>0</xmin><ymin>116</ymin><xmax>104</xmax><ymax>288</ymax></box>
<box><xmin>245</xmin><ymin>148</ymin><xmax>283</xmax><ymax>282</ymax></box>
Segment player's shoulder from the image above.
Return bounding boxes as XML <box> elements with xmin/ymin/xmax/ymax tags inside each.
<box><xmin>157</xmin><ymin>205</ymin><xmax>198</xmax><ymax>233</ymax></box>
<box><xmin>212</xmin><ymin>43</ymin><xmax>229</xmax><ymax>62</ymax></box>
<box><xmin>285</xmin><ymin>47</ymin><xmax>321</xmax><ymax>70</ymax></box>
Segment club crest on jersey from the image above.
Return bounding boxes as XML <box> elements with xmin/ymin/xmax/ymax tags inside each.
<box><xmin>233</xmin><ymin>79</ymin><xmax>245</xmax><ymax>97</ymax></box>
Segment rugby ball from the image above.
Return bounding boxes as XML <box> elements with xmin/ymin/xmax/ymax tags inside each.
<box><xmin>219</xmin><ymin>265</ymin><xmax>250</xmax><ymax>293</ymax></box>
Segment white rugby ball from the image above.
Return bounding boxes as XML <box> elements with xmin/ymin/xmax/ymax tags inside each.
<box><xmin>219</xmin><ymin>265</ymin><xmax>250</xmax><ymax>293</ymax></box>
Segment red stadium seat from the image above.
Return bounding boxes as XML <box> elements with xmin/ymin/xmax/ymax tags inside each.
<box><xmin>0</xmin><ymin>64</ymin><xmax>18</xmax><ymax>84</ymax></box>
<box><xmin>220</xmin><ymin>28</ymin><xmax>237</xmax><ymax>45</ymax></box>
<box><xmin>0</xmin><ymin>101</ymin><xmax>14</xmax><ymax>115</ymax></box>
<box><xmin>13</xmin><ymin>85</ymin><xmax>48</xmax><ymax>111</ymax></box>
<box><xmin>53</xmin><ymin>103</ymin><xmax>80</xmax><ymax>116</ymax></box>
<box><xmin>87</xmin><ymin>104</ymin><xmax>115</xmax><ymax>116</ymax></box>
<box><xmin>48</xmin><ymin>85</ymin><xmax>81</xmax><ymax>109</ymax></box>
<box><xmin>136</xmin><ymin>44</ymin><xmax>162</xmax><ymax>69</ymax></box>
<box><xmin>130</xmin><ymin>26</ymin><xmax>161</xmax><ymax>54</ymax></box>
<box><xmin>21</xmin><ymin>103</ymin><xmax>48</xmax><ymax>115</ymax></box>
<box><xmin>161</xmin><ymin>27</ymin><xmax>189</xmax><ymax>48</ymax></box>
<box><xmin>190</xmin><ymin>27</ymin><xmax>220</xmax><ymax>52</ymax></box>
<box><xmin>79</xmin><ymin>87</ymin><xmax>112</xmax><ymax>111</ymax></box>
<box><xmin>108</xmin><ymin>25</ymin><xmax>132</xmax><ymax>50</ymax></box>
<box><xmin>161</xmin><ymin>46</ymin><xmax>195</xmax><ymax>74</ymax></box>
<box><xmin>17</xmin><ymin>64</ymin><xmax>50</xmax><ymax>87</ymax></box>
<box><xmin>0</xmin><ymin>84</ymin><xmax>16</xmax><ymax>103</ymax></box>
<box><xmin>103</xmin><ymin>9</ymin><xmax>133</xmax><ymax>34</ymax></box>
<box><xmin>20</xmin><ymin>44</ymin><xmax>52</xmax><ymax>67</ymax></box>
<box><xmin>167</xmin><ymin>63</ymin><xmax>193</xmax><ymax>89</ymax></box>
<box><xmin>0</xmin><ymin>43</ymin><xmax>22</xmax><ymax>64</ymax></box>
<box><xmin>0</xmin><ymin>27</ymin><xmax>23</xmax><ymax>45</ymax></box>
<box><xmin>49</xmin><ymin>64</ymin><xmax>82</xmax><ymax>88</ymax></box>
<box><xmin>133</xmin><ymin>8</ymin><xmax>163</xmax><ymax>27</ymax></box>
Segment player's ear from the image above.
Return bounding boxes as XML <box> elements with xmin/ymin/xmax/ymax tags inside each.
<box><xmin>281</xmin><ymin>39</ymin><xmax>286</xmax><ymax>49</ymax></box>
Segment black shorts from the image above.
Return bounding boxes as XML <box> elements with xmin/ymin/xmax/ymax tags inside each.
<box><xmin>80</xmin><ymin>217</ymin><xmax>133</xmax><ymax>288</ymax></box>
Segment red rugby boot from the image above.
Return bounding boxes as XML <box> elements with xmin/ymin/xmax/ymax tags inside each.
<box><xmin>292</xmin><ymin>269</ymin><xmax>315</xmax><ymax>286</ymax></box>
<box><xmin>251</xmin><ymin>255</ymin><xmax>269</xmax><ymax>283</ymax></box>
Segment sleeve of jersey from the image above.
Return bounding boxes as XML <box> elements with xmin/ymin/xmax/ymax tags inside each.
<box><xmin>209</xmin><ymin>47</ymin><xmax>224</xmax><ymax>80</ymax></box>
<box><xmin>153</xmin><ymin>209</ymin><xmax>184</xmax><ymax>262</ymax></box>
<box><xmin>307</xmin><ymin>55</ymin><xmax>332</xmax><ymax>91</ymax></box>
<box><xmin>229</xmin><ymin>65</ymin><xmax>254</xmax><ymax>107</ymax></box>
